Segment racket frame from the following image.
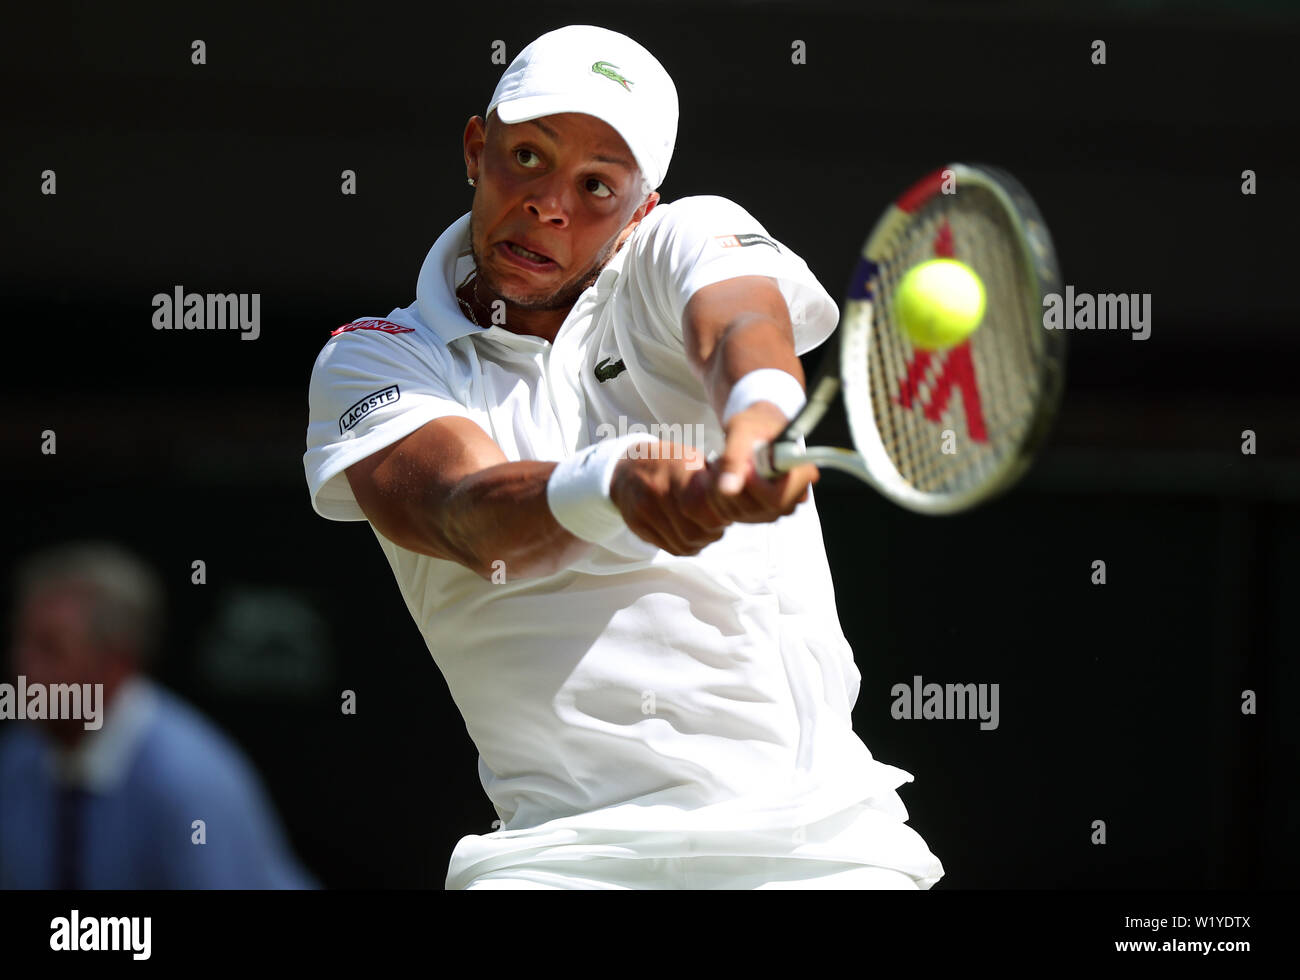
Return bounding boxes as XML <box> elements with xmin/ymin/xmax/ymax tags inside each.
<box><xmin>760</xmin><ymin>162</ymin><xmax>1065</xmax><ymax>515</ymax></box>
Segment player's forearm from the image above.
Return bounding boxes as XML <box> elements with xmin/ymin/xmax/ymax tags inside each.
<box><xmin>400</xmin><ymin>461</ymin><xmax>592</xmax><ymax>581</ymax></box>
<box><xmin>702</xmin><ymin>313</ymin><xmax>806</xmax><ymax>421</ymax></box>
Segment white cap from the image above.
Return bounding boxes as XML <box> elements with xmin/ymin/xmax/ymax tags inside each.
<box><xmin>485</xmin><ymin>25</ymin><xmax>679</xmax><ymax>191</ymax></box>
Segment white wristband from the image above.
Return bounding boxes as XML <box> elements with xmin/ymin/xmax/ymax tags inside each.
<box><xmin>547</xmin><ymin>433</ymin><xmax>658</xmax><ymax>544</ymax></box>
<box><xmin>721</xmin><ymin>369</ymin><xmax>807</xmax><ymax>426</ymax></box>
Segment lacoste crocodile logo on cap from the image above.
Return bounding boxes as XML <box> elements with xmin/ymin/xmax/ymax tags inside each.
<box><xmin>592</xmin><ymin>61</ymin><xmax>633</xmax><ymax>91</ymax></box>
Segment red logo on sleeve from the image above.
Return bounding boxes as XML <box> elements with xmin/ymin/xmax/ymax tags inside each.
<box><xmin>331</xmin><ymin>318</ymin><xmax>416</xmax><ymax>336</ymax></box>
<box><xmin>712</xmin><ymin>233</ymin><xmax>778</xmax><ymax>251</ymax></box>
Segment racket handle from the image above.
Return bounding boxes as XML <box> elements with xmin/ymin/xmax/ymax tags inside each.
<box><xmin>707</xmin><ymin>440</ymin><xmax>802</xmax><ymax>480</ymax></box>
<box><xmin>763</xmin><ymin>439</ymin><xmax>808</xmax><ymax>476</ymax></box>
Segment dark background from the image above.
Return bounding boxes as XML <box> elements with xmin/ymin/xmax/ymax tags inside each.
<box><xmin>3</xmin><ymin>0</ymin><xmax>1296</xmax><ymax>888</ymax></box>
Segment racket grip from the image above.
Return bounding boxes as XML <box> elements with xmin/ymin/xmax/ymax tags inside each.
<box><xmin>705</xmin><ymin>440</ymin><xmax>787</xmax><ymax>480</ymax></box>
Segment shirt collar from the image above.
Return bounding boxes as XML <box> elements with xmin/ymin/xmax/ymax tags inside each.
<box><xmin>44</xmin><ymin>676</ymin><xmax>159</xmax><ymax>793</ymax></box>
<box><xmin>416</xmin><ymin>212</ymin><xmax>489</xmax><ymax>346</ymax></box>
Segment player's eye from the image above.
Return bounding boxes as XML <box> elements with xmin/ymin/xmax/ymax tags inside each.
<box><xmin>514</xmin><ymin>148</ymin><xmax>542</xmax><ymax>168</ymax></box>
<box><xmin>586</xmin><ymin>178</ymin><xmax>613</xmax><ymax>199</ymax></box>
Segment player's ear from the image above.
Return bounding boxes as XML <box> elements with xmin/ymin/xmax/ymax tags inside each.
<box><xmin>617</xmin><ymin>190</ymin><xmax>659</xmax><ymax>250</ymax></box>
<box><xmin>640</xmin><ymin>190</ymin><xmax>660</xmax><ymax>219</ymax></box>
<box><xmin>464</xmin><ymin>115</ymin><xmax>487</xmax><ymax>178</ymax></box>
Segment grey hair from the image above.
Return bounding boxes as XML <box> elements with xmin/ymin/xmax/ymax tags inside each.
<box><xmin>12</xmin><ymin>541</ymin><xmax>165</xmax><ymax>667</ymax></box>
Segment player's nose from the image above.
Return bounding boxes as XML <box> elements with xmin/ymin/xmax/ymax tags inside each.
<box><xmin>523</xmin><ymin>176</ymin><xmax>572</xmax><ymax>226</ymax></box>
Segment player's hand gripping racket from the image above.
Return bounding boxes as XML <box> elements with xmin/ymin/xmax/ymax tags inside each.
<box><xmin>756</xmin><ymin>163</ymin><xmax>1065</xmax><ymax>515</ymax></box>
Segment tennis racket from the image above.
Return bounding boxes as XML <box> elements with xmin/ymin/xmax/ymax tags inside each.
<box><xmin>757</xmin><ymin>162</ymin><xmax>1065</xmax><ymax>515</ymax></box>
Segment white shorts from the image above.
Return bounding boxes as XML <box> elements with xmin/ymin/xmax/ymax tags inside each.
<box><xmin>452</xmin><ymin>791</ymin><xmax>944</xmax><ymax>890</ymax></box>
<box><xmin>465</xmin><ymin>856</ymin><xmax>922</xmax><ymax>890</ymax></box>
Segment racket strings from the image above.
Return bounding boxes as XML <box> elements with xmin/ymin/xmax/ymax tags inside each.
<box><xmin>869</xmin><ymin>188</ymin><xmax>1042</xmax><ymax>494</ymax></box>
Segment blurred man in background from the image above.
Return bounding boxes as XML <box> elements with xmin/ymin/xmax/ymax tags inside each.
<box><xmin>0</xmin><ymin>541</ymin><xmax>315</xmax><ymax>889</ymax></box>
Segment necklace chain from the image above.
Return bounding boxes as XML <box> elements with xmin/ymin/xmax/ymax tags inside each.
<box><xmin>456</xmin><ymin>273</ymin><xmax>484</xmax><ymax>327</ymax></box>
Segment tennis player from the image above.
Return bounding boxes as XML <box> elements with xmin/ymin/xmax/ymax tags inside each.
<box><xmin>304</xmin><ymin>25</ymin><xmax>944</xmax><ymax>889</ymax></box>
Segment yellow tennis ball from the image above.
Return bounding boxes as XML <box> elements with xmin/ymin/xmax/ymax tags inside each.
<box><xmin>893</xmin><ymin>259</ymin><xmax>987</xmax><ymax>350</ymax></box>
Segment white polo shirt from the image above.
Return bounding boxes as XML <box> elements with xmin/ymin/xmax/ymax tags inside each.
<box><xmin>304</xmin><ymin>195</ymin><xmax>944</xmax><ymax>889</ymax></box>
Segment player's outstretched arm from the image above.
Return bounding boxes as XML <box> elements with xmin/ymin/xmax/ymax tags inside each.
<box><xmin>345</xmin><ymin>416</ymin><xmax>729</xmax><ymax>580</ymax></box>
<box><xmin>345</xmin><ymin>416</ymin><xmax>586</xmax><ymax>581</ymax></box>
<box><xmin>683</xmin><ymin>275</ymin><xmax>820</xmax><ymax>522</ymax></box>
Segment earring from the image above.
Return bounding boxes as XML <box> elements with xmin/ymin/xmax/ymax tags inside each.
<box><xmin>467</xmin><ymin>177</ymin><xmax>476</xmax><ymax>187</ymax></box>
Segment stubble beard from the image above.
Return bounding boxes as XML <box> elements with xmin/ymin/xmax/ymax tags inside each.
<box><xmin>468</xmin><ymin>213</ymin><xmax>621</xmax><ymax>313</ymax></box>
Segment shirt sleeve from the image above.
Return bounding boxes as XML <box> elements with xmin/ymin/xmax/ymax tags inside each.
<box><xmin>628</xmin><ymin>195</ymin><xmax>840</xmax><ymax>356</ymax></box>
<box><xmin>304</xmin><ymin>322</ymin><xmax>478</xmax><ymax>522</ymax></box>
